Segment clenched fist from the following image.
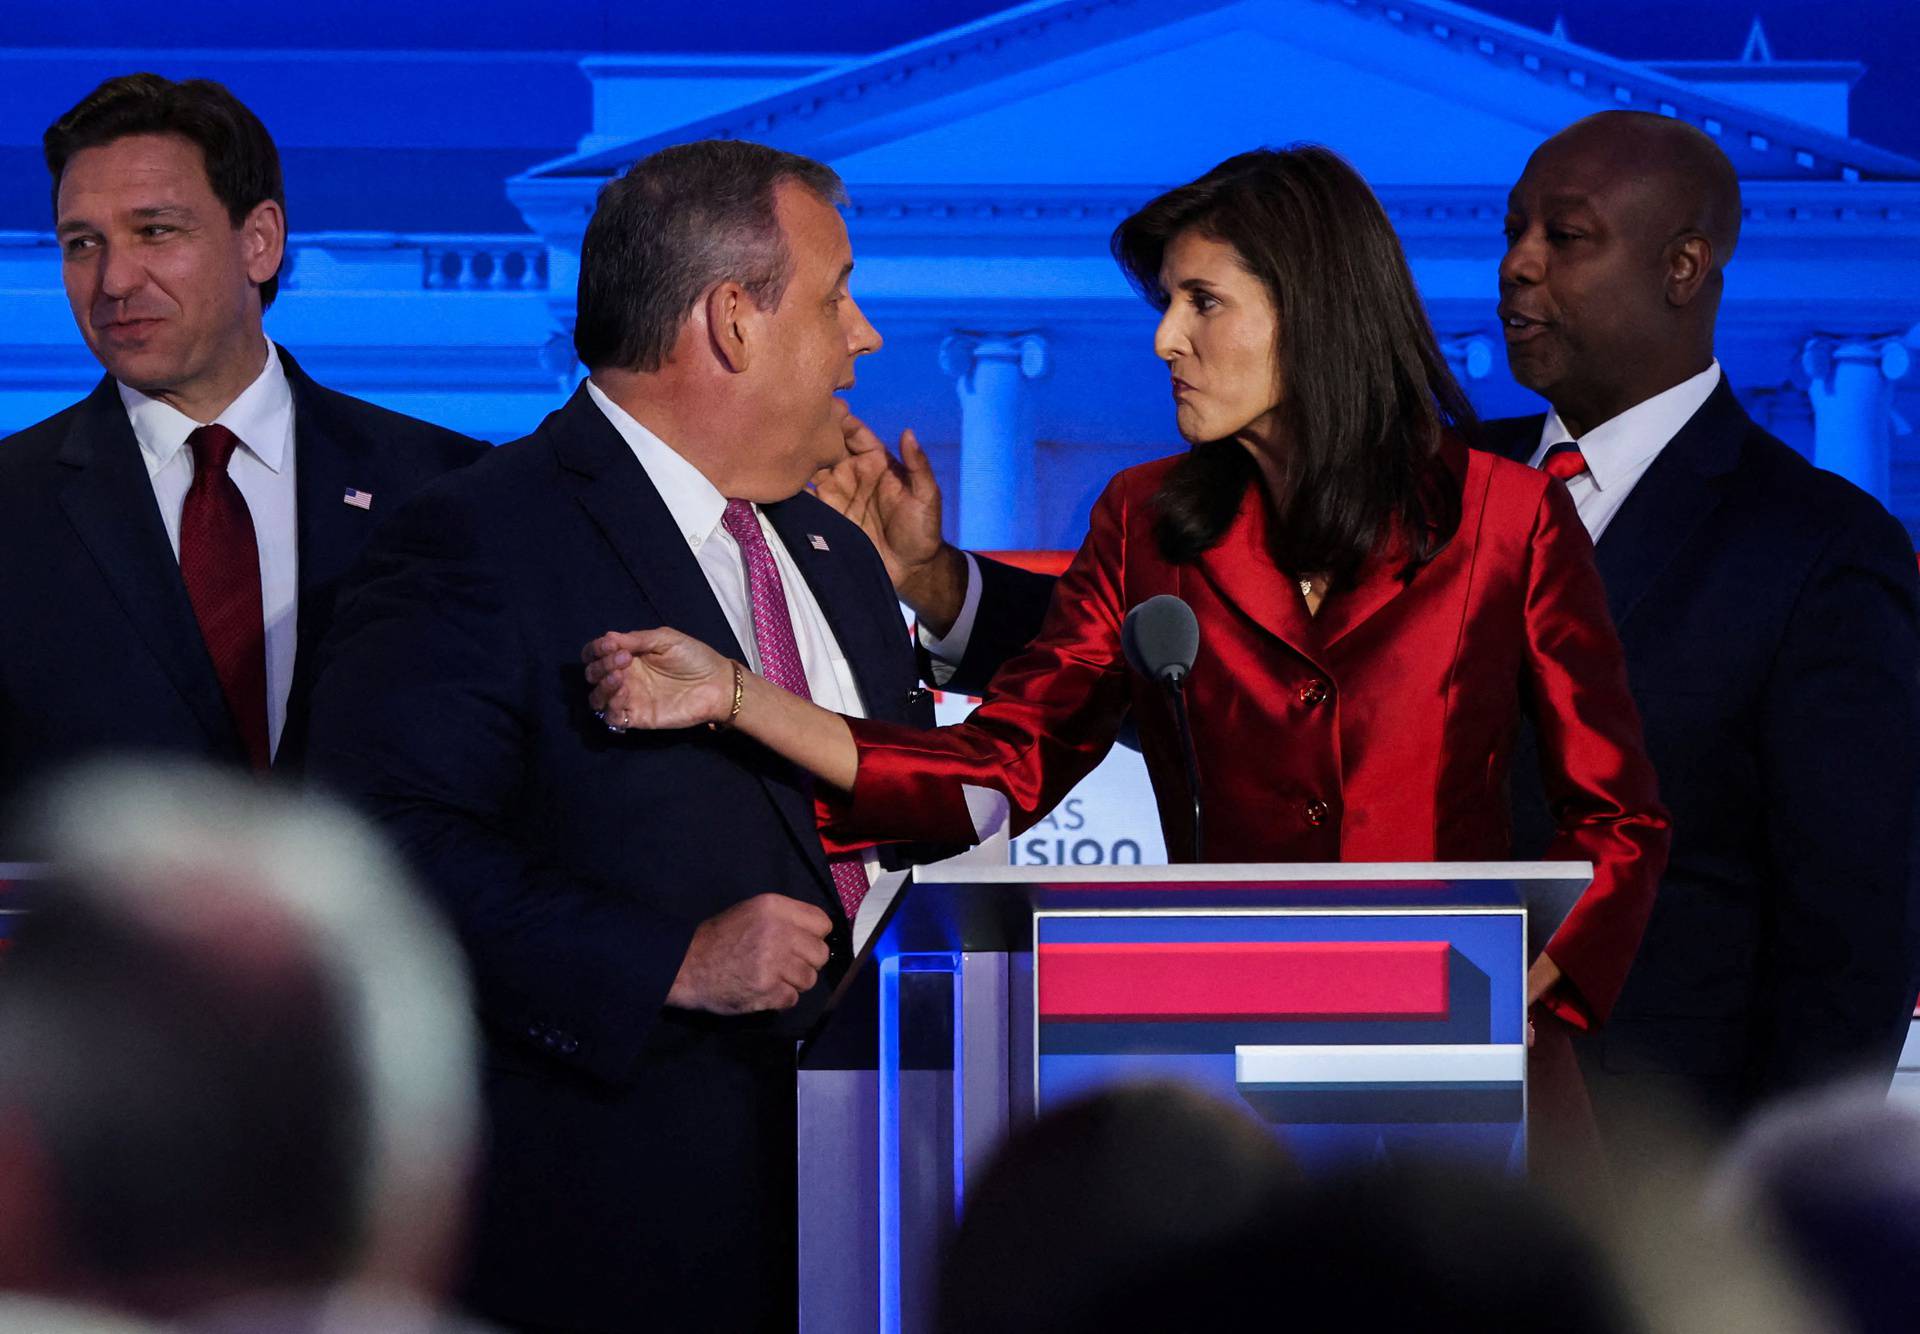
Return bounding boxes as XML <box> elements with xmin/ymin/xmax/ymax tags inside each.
<box><xmin>666</xmin><ymin>893</ymin><xmax>835</xmax><ymax>1015</ymax></box>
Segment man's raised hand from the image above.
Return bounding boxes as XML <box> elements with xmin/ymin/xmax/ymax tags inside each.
<box><xmin>810</xmin><ymin>410</ymin><xmax>968</xmax><ymax>631</ymax></box>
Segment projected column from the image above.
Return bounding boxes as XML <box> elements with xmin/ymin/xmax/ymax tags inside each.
<box><xmin>1440</xmin><ymin>332</ymin><xmax>1493</xmax><ymax>385</ymax></box>
<box><xmin>939</xmin><ymin>332</ymin><xmax>1048</xmax><ymax>550</ymax></box>
<box><xmin>1802</xmin><ymin>335</ymin><xmax>1911</xmax><ymax>502</ymax></box>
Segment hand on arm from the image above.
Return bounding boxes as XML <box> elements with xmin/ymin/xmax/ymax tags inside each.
<box><xmin>583</xmin><ymin>630</ymin><xmax>860</xmax><ymax>790</ymax></box>
<box><xmin>810</xmin><ymin>407</ymin><xmax>969</xmax><ymax>633</ymax></box>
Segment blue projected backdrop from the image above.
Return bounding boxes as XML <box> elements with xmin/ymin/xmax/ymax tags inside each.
<box><xmin>4</xmin><ymin>0</ymin><xmax>1919</xmax><ymax>547</ymax></box>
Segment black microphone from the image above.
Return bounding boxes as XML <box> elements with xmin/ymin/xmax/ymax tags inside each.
<box><xmin>1121</xmin><ymin>596</ymin><xmax>1203</xmax><ymax>861</ymax></box>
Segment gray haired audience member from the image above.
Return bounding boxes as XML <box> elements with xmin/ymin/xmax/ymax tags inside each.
<box><xmin>1714</xmin><ymin>1081</ymin><xmax>1920</xmax><ymax>1334</ymax></box>
<box><xmin>0</xmin><ymin>764</ymin><xmax>481</xmax><ymax>1332</ymax></box>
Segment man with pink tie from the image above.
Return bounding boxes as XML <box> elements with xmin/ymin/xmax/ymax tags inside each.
<box><xmin>309</xmin><ymin>140</ymin><xmax>934</xmax><ymax>1331</ymax></box>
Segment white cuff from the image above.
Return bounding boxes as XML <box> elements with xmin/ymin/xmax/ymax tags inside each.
<box><xmin>914</xmin><ymin>549</ymin><xmax>982</xmax><ymax>687</ymax></box>
<box><xmin>961</xmin><ymin>782</ymin><xmax>1011</xmax><ymax>842</ymax></box>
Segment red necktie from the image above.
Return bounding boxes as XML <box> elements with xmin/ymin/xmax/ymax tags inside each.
<box><xmin>180</xmin><ymin>424</ymin><xmax>270</xmax><ymax>772</ymax></box>
<box><xmin>721</xmin><ymin>499</ymin><xmax>871</xmax><ymax>920</ymax></box>
<box><xmin>1540</xmin><ymin>442</ymin><xmax>1588</xmax><ymax>482</ymax></box>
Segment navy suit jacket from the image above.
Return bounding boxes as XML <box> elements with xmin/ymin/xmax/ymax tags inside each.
<box><xmin>306</xmin><ymin>386</ymin><xmax>932</xmax><ymax>1333</ymax></box>
<box><xmin>933</xmin><ymin>552</ymin><xmax>1059</xmax><ymax>696</ymax></box>
<box><xmin>1488</xmin><ymin>381</ymin><xmax>1920</xmax><ymax>1114</ymax></box>
<box><xmin>0</xmin><ymin>347</ymin><xmax>483</xmax><ymax>819</ymax></box>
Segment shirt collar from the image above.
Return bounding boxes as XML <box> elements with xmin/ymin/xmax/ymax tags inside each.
<box><xmin>586</xmin><ymin>379</ymin><xmax>730</xmax><ymax>548</ymax></box>
<box><xmin>119</xmin><ymin>337</ymin><xmax>293</xmax><ymax>477</ymax></box>
<box><xmin>1535</xmin><ymin>359</ymin><xmax>1722</xmax><ymax>491</ymax></box>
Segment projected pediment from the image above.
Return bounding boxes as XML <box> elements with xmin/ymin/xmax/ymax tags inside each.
<box><xmin>518</xmin><ymin>0</ymin><xmax>1920</xmax><ymax>191</ymax></box>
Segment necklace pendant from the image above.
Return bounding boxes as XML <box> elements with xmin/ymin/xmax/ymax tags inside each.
<box><xmin>1299</xmin><ymin>577</ymin><xmax>1315</xmax><ymax>598</ymax></box>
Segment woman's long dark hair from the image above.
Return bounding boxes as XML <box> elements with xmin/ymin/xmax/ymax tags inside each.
<box><xmin>1112</xmin><ymin>146</ymin><xmax>1478</xmax><ymax>582</ymax></box>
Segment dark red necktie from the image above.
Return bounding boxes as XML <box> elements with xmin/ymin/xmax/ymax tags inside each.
<box><xmin>1540</xmin><ymin>441</ymin><xmax>1588</xmax><ymax>482</ymax></box>
<box><xmin>180</xmin><ymin>424</ymin><xmax>270</xmax><ymax>772</ymax></box>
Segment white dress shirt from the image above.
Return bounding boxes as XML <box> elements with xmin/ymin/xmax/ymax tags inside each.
<box><xmin>917</xmin><ymin>549</ymin><xmax>986</xmax><ymax>688</ymax></box>
<box><xmin>120</xmin><ymin>337</ymin><xmax>298</xmax><ymax>757</ymax></box>
<box><xmin>1527</xmin><ymin>360</ymin><xmax>1722</xmax><ymax>543</ymax></box>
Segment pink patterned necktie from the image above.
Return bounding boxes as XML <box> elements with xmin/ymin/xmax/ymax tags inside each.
<box><xmin>720</xmin><ymin>499</ymin><xmax>870</xmax><ymax>920</ymax></box>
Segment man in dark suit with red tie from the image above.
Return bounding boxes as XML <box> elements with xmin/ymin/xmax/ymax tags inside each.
<box><xmin>1492</xmin><ymin>113</ymin><xmax>1919</xmax><ymax>1142</ymax></box>
<box><xmin>309</xmin><ymin>140</ymin><xmax>931</xmax><ymax>1331</ymax></box>
<box><xmin>821</xmin><ymin>112</ymin><xmax>1920</xmax><ymax>1146</ymax></box>
<box><xmin>0</xmin><ymin>75</ymin><xmax>482</xmax><ymax>814</ymax></box>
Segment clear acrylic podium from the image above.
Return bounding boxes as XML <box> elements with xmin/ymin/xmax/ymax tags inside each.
<box><xmin>795</xmin><ymin>860</ymin><xmax>1592</xmax><ymax>1334</ymax></box>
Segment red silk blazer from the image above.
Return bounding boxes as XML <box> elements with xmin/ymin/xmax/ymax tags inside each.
<box><xmin>827</xmin><ymin>441</ymin><xmax>1670</xmax><ymax>1028</ymax></box>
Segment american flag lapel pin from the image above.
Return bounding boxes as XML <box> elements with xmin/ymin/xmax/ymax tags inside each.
<box><xmin>808</xmin><ymin>534</ymin><xmax>830</xmax><ymax>551</ymax></box>
<box><xmin>343</xmin><ymin>487</ymin><xmax>373</xmax><ymax>510</ymax></box>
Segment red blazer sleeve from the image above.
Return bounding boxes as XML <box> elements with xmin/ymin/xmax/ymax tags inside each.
<box><xmin>817</xmin><ymin>476</ymin><xmax>1136</xmax><ymax>851</ymax></box>
<box><xmin>1521</xmin><ymin>480</ymin><xmax>1671</xmax><ymax>1030</ymax></box>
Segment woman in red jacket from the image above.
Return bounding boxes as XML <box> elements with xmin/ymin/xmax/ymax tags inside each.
<box><xmin>584</xmin><ymin>145</ymin><xmax>1668</xmax><ymax>1039</ymax></box>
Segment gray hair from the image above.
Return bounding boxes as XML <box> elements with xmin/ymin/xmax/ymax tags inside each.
<box><xmin>572</xmin><ymin>138</ymin><xmax>845</xmax><ymax>373</ymax></box>
<box><xmin>0</xmin><ymin>762</ymin><xmax>478</xmax><ymax>1297</ymax></box>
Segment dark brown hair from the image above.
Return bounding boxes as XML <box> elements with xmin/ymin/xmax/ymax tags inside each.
<box><xmin>1113</xmin><ymin>146</ymin><xmax>1475</xmax><ymax>583</ymax></box>
<box><xmin>45</xmin><ymin>74</ymin><xmax>287</xmax><ymax>309</ymax></box>
<box><xmin>574</xmin><ymin>139</ymin><xmax>845</xmax><ymax>373</ymax></box>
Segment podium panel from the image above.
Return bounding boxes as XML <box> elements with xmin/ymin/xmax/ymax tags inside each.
<box><xmin>1033</xmin><ymin>908</ymin><xmax>1525</xmax><ymax>1170</ymax></box>
<box><xmin>798</xmin><ymin>861</ymin><xmax>1590</xmax><ymax>1333</ymax></box>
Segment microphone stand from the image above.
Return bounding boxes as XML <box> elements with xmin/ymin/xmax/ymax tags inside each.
<box><xmin>1161</xmin><ymin>666</ymin><xmax>1203</xmax><ymax>863</ymax></box>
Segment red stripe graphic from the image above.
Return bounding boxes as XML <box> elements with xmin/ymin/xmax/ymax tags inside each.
<box><xmin>1037</xmin><ymin>941</ymin><xmax>1451</xmax><ymax>1021</ymax></box>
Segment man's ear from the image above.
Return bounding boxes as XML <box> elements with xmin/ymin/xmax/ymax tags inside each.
<box><xmin>240</xmin><ymin>198</ymin><xmax>285</xmax><ymax>289</ymax></box>
<box><xmin>1665</xmin><ymin>231</ymin><xmax>1714</xmax><ymax>309</ymax></box>
<box><xmin>704</xmin><ymin>281</ymin><xmax>753</xmax><ymax>374</ymax></box>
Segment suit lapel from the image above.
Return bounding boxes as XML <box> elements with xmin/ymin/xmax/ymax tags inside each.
<box><xmin>1192</xmin><ymin>479</ymin><xmax>1327</xmax><ymax>666</ymax></box>
<box><xmin>556</xmin><ymin>392</ymin><xmax>747</xmax><ymax>665</ymax></box>
<box><xmin>53</xmin><ymin>378</ymin><xmax>244</xmax><ymax>760</ymax></box>
<box><xmin>1194</xmin><ymin>439</ymin><xmax>1464</xmax><ymax>655</ymax></box>
<box><xmin>554</xmin><ymin>391</ymin><xmax>836</xmax><ymax>895</ymax></box>
<box><xmin>1588</xmin><ymin>381</ymin><xmax>1744</xmax><ymax>630</ymax></box>
<box><xmin>1312</xmin><ymin>527</ymin><xmax>1411</xmax><ymax>650</ymax></box>
<box><xmin>1311</xmin><ymin>437</ymin><xmax>1469</xmax><ymax>649</ymax></box>
<box><xmin>283</xmin><ymin>350</ymin><xmax>384</xmax><ymax>745</ymax></box>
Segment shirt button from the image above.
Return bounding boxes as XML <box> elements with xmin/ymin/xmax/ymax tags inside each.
<box><xmin>1298</xmin><ymin>679</ymin><xmax>1330</xmax><ymax>707</ymax></box>
<box><xmin>1304</xmin><ymin>798</ymin><xmax>1331</xmax><ymax>826</ymax></box>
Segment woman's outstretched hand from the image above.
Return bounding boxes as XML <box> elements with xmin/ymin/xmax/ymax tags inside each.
<box><xmin>584</xmin><ymin>627</ymin><xmax>862</xmax><ymax>791</ymax></box>
<box><xmin>584</xmin><ymin>629</ymin><xmax>732</xmax><ymax>731</ymax></box>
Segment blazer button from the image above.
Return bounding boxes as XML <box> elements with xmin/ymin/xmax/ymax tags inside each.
<box><xmin>1298</xmin><ymin>679</ymin><xmax>1330</xmax><ymax>707</ymax></box>
<box><xmin>1304</xmin><ymin>798</ymin><xmax>1331</xmax><ymax>826</ymax></box>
